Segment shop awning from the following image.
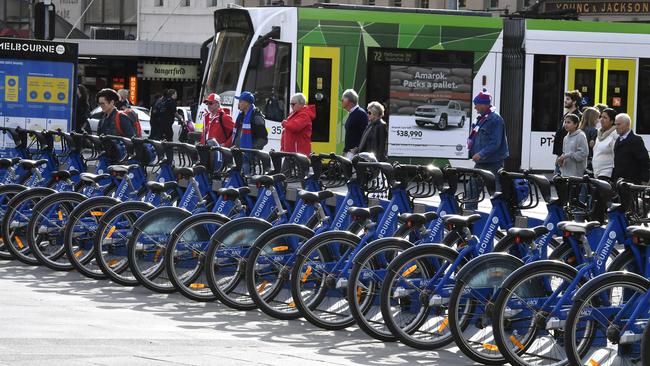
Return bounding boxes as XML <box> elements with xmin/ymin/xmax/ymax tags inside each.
<box><xmin>53</xmin><ymin>38</ymin><xmax>201</xmax><ymax>59</ymax></box>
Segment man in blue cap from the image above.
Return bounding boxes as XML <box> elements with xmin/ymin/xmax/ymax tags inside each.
<box><xmin>233</xmin><ymin>91</ymin><xmax>268</xmax><ymax>150</ymax></box>
<box><xmin>466</xmin><ymin>88</ymin><xmax>509</xmax><ymax>209</ymax></box>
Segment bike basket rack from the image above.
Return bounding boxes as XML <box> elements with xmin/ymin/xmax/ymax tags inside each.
<box><xmin>618</xmin><ymin>181</ymin><xmax>650</xmax><ymax>225</ymax></box>
<box><xmin>355</xmin><ymin>161</ymin><xmax>392</xmax><ymax>199</ymax></box>
<box><xmin>270</xmin><ymin>151</ymin><xmax>311</xmax><ymax>185</ymax></box>
<box><xmin>454</xmin><ymin>167</ymin><xmax>496</xmax><ymax>210</ymax></box>
<box><xmin>315</xmin><ymin>154</ymin><xmax>352</xmax><ymax>189</ymax></box>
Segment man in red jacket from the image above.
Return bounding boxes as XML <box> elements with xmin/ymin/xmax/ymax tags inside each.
<box><xmin>200</xmin><ymin>93</ymin><xmax>235</xmax><ymax>146</ymax></box>
<box><xmin>280</xmin><ymin>93</ymin><xmax>315</xmax><ymax>155</ymax></box>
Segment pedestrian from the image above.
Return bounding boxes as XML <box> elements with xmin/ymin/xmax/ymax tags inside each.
<box><xmin>280</xmin><ymin>93</ymin><xmax>314</xmax><ymax>156</ymax></box>
<box><xmin>553</xmin><ymin>90</ymin><xmax>583</xmax><ymax>174</ymax></box>
<box><xmin>75</xmin><ymin>84</ymin><xmax>92</xmax><ymax>133</ymax></box>
<box><xmin>595</xmin><ymin>103</ymin><xmax>608</xmax><ymax>115</ymax></box>
<box><xmin>152</xmin><ymin>89</ymin><xmax>177</xmax><ymax>141</ymax></box>
<box><xmin>200</xmin><ymin>93</ymin><xmax>234</xmax><ymax>147</ymax></box>
<box><xmin>592</xmin><ymin>108</ymin><xmax>618</xmax><ymax>180</ymax></box>
<box><xmin>612</xmin><ymin>113</ymin><xmax>650</xmax><ymax>184</ymax></box>
<box><xmin>557</xmin><ymin>113</ymin><xmax>588</xmax><ymax>177</ymax></box>
<box><xmin>149</xmin><ymin>93</ymin><xmax>163</xmax><ymax>139</ymax></box>
<box><xmin>579</xmin><ymin>107</ymin><xmax>599</xmax><ymax>170</ymax></box>
<box><xmin>466</xmin><ymin>88</ymin><xmax>509</xmax><ymax>210</ymax></box>
<box><xmin>95</xmin><ymin>88</ymin><xmax>135</xmax><ymax>137</ymax></box>
<box><xmin>233</xmin><ymin>91</ymin><xmax>267</xmax><ymax>149</ymax></box>
<box><xmin>358</xmin><ymin>101</ymin><xmax>388</xmax><ymax>161</ymax></box>
<box><xmin>341</xmin><ymin>89</ymin><xmax>368</xmax><ymax>158</ymax></box>
<box><xmin>467</xmin><ymin>88</ymin><xmax>509</xmax><ymax>186</ymax></box>
<box><xmin>116</xmin><ymin>89</ymin><xmax>131</xmax><ymax>110</ymax></box>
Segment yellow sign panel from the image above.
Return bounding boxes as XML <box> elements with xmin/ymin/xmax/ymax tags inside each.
<box><xmin>26</xmin><ymin>76</ymin><xmax>69</xmax><ymax>104</ymax></box>
<box><xmin>5</xmin><ymin>76</ymin><xmax>19</xmax><ymax>102</ymax></box>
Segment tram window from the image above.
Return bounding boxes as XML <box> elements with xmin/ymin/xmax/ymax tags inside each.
<box><xmin>531</xmin><ymin>54</ymin><xmax>565</xmax><ymax>132</ymax></box>
<box><xmin>243</xmin><ymin>40</ymin><xmax>291</xmax><ymax>122</ymax></box>
<box><xmin>205</xmin><ymin>31</ymin><xmax>250</xmax><ymax>96</ymax></box>
<box><xmin>636</xmin><ymin>59</ymin><xmax>650</xmax><ymax>134</ymax></box>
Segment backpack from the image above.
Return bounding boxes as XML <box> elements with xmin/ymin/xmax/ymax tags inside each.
<box><xmin>115</xmin><ymin>109</ymin><xmax>142</xmax><ymax>137</ymax></box>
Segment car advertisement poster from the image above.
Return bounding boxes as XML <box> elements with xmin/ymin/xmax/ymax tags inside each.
<box><xmin>0</xmin><ymin>38</ymin><xmax>77</xmax><ymax>149</ymax></box>
<box><xmin>387</xmin><ymin>64</ymin><xmax>473</xmax><ymax>158</ymax></box>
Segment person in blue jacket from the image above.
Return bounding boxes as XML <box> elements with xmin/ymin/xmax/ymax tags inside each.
<box><xmin>466</xmin><ymin>88</ymin><xmax>509</xmax><ymax>208</ymax></box>
<box><xmin>341</xmin><ymin>89</ymin><xmax>369</xmax><ymax>157</ymax></box>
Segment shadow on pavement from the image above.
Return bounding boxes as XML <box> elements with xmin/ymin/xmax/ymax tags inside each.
<box><xmin>0</xmin><ymin>262</ymin><xmax>475</xmax><ymax>366</ymax></box>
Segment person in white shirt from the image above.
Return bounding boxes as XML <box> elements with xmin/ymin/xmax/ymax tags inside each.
<box><xmin>591</xmin><ymin>108</ymin><xmax>618</xmax><ymax>180</ymax></box>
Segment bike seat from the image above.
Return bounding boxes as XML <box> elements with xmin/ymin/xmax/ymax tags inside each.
<box><xmin>19</xmin><ymin>159</ymin><xmax>48</xmax><ymax>170</ymax></box>
<box><xmin>217</xmin><ymin>187</ymin><xmax>251</xmax><ymax>200</ymax></box>
<box><xmin>51</xmin><ymin>170</ymin><xmax>75</xmax><ymax>181</ymax></box>
<box><xmin>399</xmin><ymin>212</ymin><xmax>438</xmax><ymax>227</ymax></box>
<box><xmin>108</xmin><ymin>164</ymin><xmax>140</xmax><ymax>174</ymax></box>
<box><xmin>349</xmin><ymin>205</ymin><xmax>384</xmax><ymax>221</ymax></box>
<box><xmin>0</xmin><ymin>157</ymin><xmax>20</xmax><ymax>168</ymax></box>
<box><xmin>192</xmin><ymin>165</ymin><xmax>206</xmax><ymax>176</ymax></box>
<box><xmin>508</xmin><ymin>226</ymin><xmax>549</xmax><ymax>241</ymax></box>
<box><xmin>174</xmin><ymin>167</ymin><xmax>195</xmax><ymax>178</ymax></box>
<box><xmin>80</xmin><ymin>172</ymin><xmax>110</xmax><ymax>183</ymax></box>
<box><xmin>558</xmin><ymin>221</ymin><xmax>601</xmax><ymax>234</ymax></box>
<box><xmin>442</xmin><ymin>214</ymin><xmax>482</xmax><ymax>227</ymax></box>
<box><xmin>298</xmin><ymin>190</ymin><xmax>334</xmax><ymax>204</ymax></box>
<box><xmin>627</xmin><ymin>226</ymin><xmax>650</xmax><ymax>245</ymax></box>
<box><xmin>251</xmin><ymin>174</ymin><xmax>286</xmax><ymax>187</ymax></box>
<box><xmin>146</xmin><ymin>181</ymin><xmax>178</xmax><ymax>194</ymax></box>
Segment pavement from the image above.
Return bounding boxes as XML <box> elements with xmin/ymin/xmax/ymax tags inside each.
<box><xmin>0</xmin><ymin>262</ymin><xmax>478</xmax><ymax>366</ymax></box>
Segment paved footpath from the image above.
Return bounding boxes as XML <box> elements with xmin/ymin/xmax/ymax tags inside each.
<box><xmin>0</xmin><ymin>262</ymin><xmax>477</xmax><ymax>366</ymax></box>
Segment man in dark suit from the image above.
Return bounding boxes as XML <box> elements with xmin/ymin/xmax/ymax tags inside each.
<box><xmin>612</xmin><ymin>113</ymin><xmax>650</xmax><ymax>184</ymax></box>
<box><xmin>341</xmin><ymin>89</ymin><xmax>369</xmax><ymax>156</ymax></box>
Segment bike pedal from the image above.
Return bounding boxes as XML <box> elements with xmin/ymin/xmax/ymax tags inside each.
<box><xmin>428</xmin><ymin>294</ymin><xmax>448</xmax><ymax>306</ymax></box>
<box><xmin>393</xmin><ymin>286</ymin><xmax>413</xmax><ymax>299</ymax></box>
<box><xmin>545</xmin><ymin>317</ymin><xmax>565</xmax><ymax>330</ymax></box>
<box><xmin>619</xmin><ymin>330</ymin><xmax>642</xmax><ymax>344</ymax></box>
<box><xmin>336</xmin><ymin>278</ymin><xmax>348</xmax><ymax>289</ymax></box>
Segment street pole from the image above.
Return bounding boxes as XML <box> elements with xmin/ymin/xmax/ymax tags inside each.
<box><xmin>43</xmin><ymin>0</ymin><xmax>51</xmax><ymax>40</ymax></box>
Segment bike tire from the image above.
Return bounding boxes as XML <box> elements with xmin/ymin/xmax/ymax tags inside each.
<box><xmin>0</xmin><ymin>184</ymin><xmax>28</xmax><ymax>260</ymax></box>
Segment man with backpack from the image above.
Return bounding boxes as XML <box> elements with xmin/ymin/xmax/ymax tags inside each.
<box><xmin>151</xmin><ymin>89</ymin><xmax>177</xmax><ymax>141</ymax></box>
<box><xmin>200</xmin><ymin>93</ymin><xmax>234</xmax><ymax>146</ymax></box>
<box><xmin>96</xmin><ymin>88</ymin><xmax>138</xmax><ymax>137</ymax></box>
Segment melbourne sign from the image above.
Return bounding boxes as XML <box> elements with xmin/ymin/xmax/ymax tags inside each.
<box><xmin>546</xmin><ymin>1</ymin><xmax>650</xmax><ymax>14</ymax></box>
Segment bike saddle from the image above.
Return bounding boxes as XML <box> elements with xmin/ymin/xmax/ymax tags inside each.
<box><xmin>146</xmin><ymin>181</ymin><xmax>178</xmax><ymax>194</ymax></box>
<box><xmin>217</xmin><ymin>187</ymin><xmax>251</xmax><ymax>200</ymax></box>
<box><xmin>442</xmin><ymin>214</ymin><xmax>482</xmax><ymax>227</ymax></box>
<box><xmin>108</xmin><ymin>164</ymin><xmax>140</xmax><ymax>174</ymax></box>
<box><xmin>399</xmin><ymin>212</ymin><xmax>438</xmax><ymax>227</ymax></box>
<box><xmin>507</xmin><ymin>226</ymin><xmax>549</xmax><ymax>241</ymax></box>
<box><xmin>251</xmin><ymin>174</ymin><xmax>286</xmax><ymax>187</ymax></box>
<box><xmin>51</xmin><ymin>170</ymin><xmax>76</xmax><ymax>181</ymax></box>
<box><xmin>348</xmin><ymin>205</ymin><xmax>384</xmax><ymax>221</ymax></box>
<box><xmin>19</xmin><ymin>159</ymin><xmax>48</xmax><ymax>170</ymax></box>
<box><xmin>298</xmin><ymin>190</ymin><xmax>334</xmax><ymax>204</ymax></box>
<box><xmin>80</xmin><ymin>172</ymin><xmax>110</xmax><ymax>183</ymax></box>
<box><xmin>627</xmin><ymin>226</ymin><xmax>650</xmax><ymax>244</ymax></box>
<box><xmin>174</xmin><ymin>165</ymin><xmax>206</xmax><ymax>178</ymax></box>
<box><xmin>0</xmin><ymin>157</ymin><xmax>20</xmax><ymax>168</ymax></box>
<box><xmin>558</xmin><ymin>221</ymin><xmax>601</xmax><ymax>234</ymax></box>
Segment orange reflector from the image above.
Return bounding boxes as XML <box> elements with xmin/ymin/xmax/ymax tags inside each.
<box><xmin>105</xmin><ymin>226</ymin><xmax>116</xmax><ymax>239</ymax></box>
<box><xmin>438</xmin><ymin>317</ymin><xmax>449</xmax><ymax>333</ymax></box>
<box><xmin>90</xmin><ymin>211</ymin><xmax>104</xmax><ymax>217</ymax></box>
<box><xmin>483</xmin><ymin>343</ymin><xmax>498</xmax><ymax>351</ymax></box>
<box><xmin>589</xmin><ymin>359</ymin><xmax>600</xmax><ymax>366</ymax></box>
<box><xmin>288</xmin><ymin>301</ymin><xmax>296</xmax><ymax>308</ymax></box>
<box><xmin>107</xmin><ymin>259</ymin><xmax>120</xmax><ymax>268</ymax></box>
<box><xmin>272</xmin><ymin>246</ymin><xmax>289</xmax><ymax>252</ymax></box>
<box><xmin>357</xmin><ymin>286</ymin><xmax>363</xmax><ymax>303</ymax></box>
<box><xmin>74</xmin><ymin>250</ymin><xmax>83</xmax><ymax>258</ymax></box>
<box><xmin>153</xmin><ymin>249</ymin><xmax>161</xmax><ymax>262</ymax></box>
<box><xmin>402</xmin><ymin>265</ymin><xmax>417</xmax><ymax>278</ymax></box>
<box><xmin>510</xmin><ymin>335</ymin><xmax>525</xmax><ymax>350</ymax></box>
<box><xmin>257</xmin><ymin>280</ymin><xmax>269</xmax><ymax>293</ymax></box>
<box><xmin>567</xmin><ymin>256</ymin><xmax>576</xmax><ymax>264</ymax></box>
<box><xmin>58</xmin><ymin>210</ymin><xmax>63</xmax><ymax>221</ymax></box>
<box><xmin>301</xmin><ymin>266</ymin><xmax>312</xmax><ymax>283</ymax></box>
<box><xmin>189</xmin><ymin>283</ymin><xmax>206</xmax><ymax>289</ymax></box>
<box><xmin>15</xmin><ymin>236</ymin><xmax>24</xmax><ymax>249</ymax></box>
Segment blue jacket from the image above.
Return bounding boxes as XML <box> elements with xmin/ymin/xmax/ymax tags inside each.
<box><xmin>469</xmin><ymin>110</ymin><xmax>509</xmax><ymax>164</ymax></box>
<box><xmin>344</xmin><ymin>106</ymin><xmax>369</xmax><ymax>152</ymax></box>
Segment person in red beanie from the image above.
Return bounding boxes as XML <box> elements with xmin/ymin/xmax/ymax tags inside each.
<box><xmin>200</xmin><ymin>93</ymin><xmax>235</xmax><ymax>146</ymax></box>
<box><xmin>280</xmin><ymin>93</ymin><xmax>315</xmax><ymax>155</ymax></box>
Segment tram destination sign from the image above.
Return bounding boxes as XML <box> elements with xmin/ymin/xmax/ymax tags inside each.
<box><xmin>546</xmin><ymin>1</ymin><xmax>650</xmax><ymax>14</ymax></box>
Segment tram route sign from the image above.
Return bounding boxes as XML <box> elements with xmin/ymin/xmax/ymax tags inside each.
<box><xmin>0</xmin><ymin>38</ymin><xmax>78</xmax><ymax>150</ymax></box>
<box><xmin>546</xmin><ymin>1</ymin><xmax>650</xmax><ymax>14</ymax></box>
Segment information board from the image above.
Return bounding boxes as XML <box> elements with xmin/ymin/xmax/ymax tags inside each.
<box><xmin>0</xmin><ymin>38</ymin><xmax>78</xmax><ymax>148</ymax></box>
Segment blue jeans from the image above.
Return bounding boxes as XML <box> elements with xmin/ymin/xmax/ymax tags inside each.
<box><xmin>465</xmin><ymin>161</ymin><xmax>504</xmax><ymax>210</ymax></box>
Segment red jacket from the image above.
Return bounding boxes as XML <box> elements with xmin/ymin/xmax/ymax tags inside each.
<box><xmin>281</xmin><ymin>104</ymin><xmax>315</xmax><ymax>156</ymax></box>
<box><xmin>201</xmin><ymin>108</ymin><xmax>234</xmax><ymax>146</ymax></box>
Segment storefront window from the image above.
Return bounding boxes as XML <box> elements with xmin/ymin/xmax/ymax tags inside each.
<box><xmin>531</xmin><ymin>54</ymin><xmax>565</xmax><ymax>132</ymax></box>
<box><xmin>122</xmin><ymin>0</ymin><xmax>137</xmax><ymax>23</ymax></box>
<box><xmin>243</xmin><ymin>41</ymin><xmax>291</xmax><ymax>121</ymax></box>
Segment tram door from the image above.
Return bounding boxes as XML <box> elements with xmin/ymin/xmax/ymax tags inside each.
<box><xmin>568</xmin><ymin>58</ymin><xmax>636</xmax><ymax>120</ymax></box>
<box><xmin>302</xmin><ymin>46</ymin><xmax>340</xmax><ymax>153</ymax></box>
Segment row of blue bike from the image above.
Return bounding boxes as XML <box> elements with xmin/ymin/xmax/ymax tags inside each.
<box><xmin>0</xmin><ymin>126</ymin><xmax>649</xmax><ymax>366</ymax></box>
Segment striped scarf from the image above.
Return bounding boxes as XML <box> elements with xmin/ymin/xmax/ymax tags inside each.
<box><xmin>240</xmin><ymin>104</ymin><xmax>255</xmax><ymax>149</ymax></box>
